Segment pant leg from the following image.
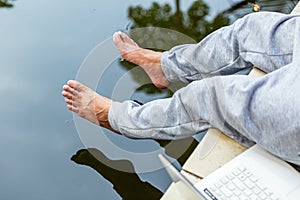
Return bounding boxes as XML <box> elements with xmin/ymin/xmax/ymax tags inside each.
<box><xmin>161</xmin><ymin>12</ymin><xmax>296</xmax><ymax>83</ymax></box>
<box><xmin>108</xmin><ymin>12</ymin><xmax>300</xmax><ymax>165</ymax></box>
<box><xmin>109</xmin><ymin>60</ymin><xmax>300</xmax><ymax>165</ymax></box>
<box><xmin>109</xmin><ymin>19</ymin><xmax>300</xmax><ymax>164</ymax></box>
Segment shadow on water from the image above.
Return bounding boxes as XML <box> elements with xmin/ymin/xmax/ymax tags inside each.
<box><xmin>71</xmin><ymin>137</ymin><xmax>199</xmax><ymax>200</ymax></box>
<box><xmin>71</xmin><ymin>148</ymin><xmax>162</xmax><ymax>200</ymax></box>
<box><xmin>70</xmin><ymin>0</ymin><xmax>299</xmax><ymax>198</ymax></box>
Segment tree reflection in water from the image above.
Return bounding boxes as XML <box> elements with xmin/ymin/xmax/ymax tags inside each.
<box><xmin>0</xmin><ymin>0</ymin><xmax>14</xmax><ymax>8</ymax></box>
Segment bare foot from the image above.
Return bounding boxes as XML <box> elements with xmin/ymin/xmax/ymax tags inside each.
<box><xmin>62</xmin><ymin>80</ymin><xmax>117</xmax><ymax>133</ymax></box>
<box><xmin>113</xmin><ymin>31</ymin><xmax>170</xmax><ymax>88</ymax></box>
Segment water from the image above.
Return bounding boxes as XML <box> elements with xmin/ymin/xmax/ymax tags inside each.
<box><xmin>0</xmin><ymin>0</ymin><xmax>297</xmax><ymax>199</ymax></box>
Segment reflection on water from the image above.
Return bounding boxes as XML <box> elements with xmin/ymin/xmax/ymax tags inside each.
<box><xmin>127</xmin><ymin>0</ymin><xmax>298</xmax><ymax>43</ymax></box>
<box><xmin>71</xmin><ymin>0</ymin><xmax>300</xmax><ymax>199</ymax></box>
<box><xmin>0</xmin><ymin>0</ymin><xmax>14</xmax><ymax>8</ymax></box>
<box><xmin>71</xmin><ymin>148</ymin><xmax>163</xmax><ymax>200</ymax></box>
<box><xmin>128</xmin><ymin>0</ymin><xmax>230</xmax><ymax>42</ymax></box>
<box><xmin>71</xmin><ymin>137</ymin><xmax>199</xmax><ymax>199</ymax></box>
<box><xmin>75</xmin><ymin>0</ymin><xmax>299</xmax><ymax>199</ymax></box>
<box><xmin>1</xmin><ymin>0</ymin><xmax>298</xmax><ymax>199</ymax></box>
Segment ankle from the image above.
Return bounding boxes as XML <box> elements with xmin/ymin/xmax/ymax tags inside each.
<box><xmin>144</xmin><ymin>50</ymin><xmax>162</xmax><ymax>65</ymax></box>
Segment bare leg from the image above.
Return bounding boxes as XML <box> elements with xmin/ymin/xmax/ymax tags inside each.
<box><xmin>113</xmin><ymin>31</ymin><xmax>170</xmax><ymax>88</ymax></box>
<box><xmin>62</xmin><ymin>80</ymin><xmax>118</xmax><ymax>133</ymax></box>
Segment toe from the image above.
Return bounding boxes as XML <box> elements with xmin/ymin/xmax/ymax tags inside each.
<box><xmin>62</xmin><ymin>91</ymin><xmax>73</xmax><ymax>99</ymax></box>
<box><xmin>113</xmin><ymin>31</ymin><xmax>121</xmax><ymax>40</ymax></box>
<box><xmin>120</xmin><ymin>32</ymin><xmax>130</xmax><ymax>43</ymax></box>
<box><xmin>67</xmin><ymin>104</ymin><xmax>78</xmax><ymax>113</ymax></box>
<box><xmin>64</xmin><ymin>98</ymin><xmax>73</xmax><ymax>105</ymax></box>
<box><xmin>67</xmin><ymin>80</ymin><xmax>77</xmax><ymax>87</ymax></box>
<box><xmin>67</xmin><ymin>80</ymin><xmax>86</xmax><ymax>92</ymax></box>
<box><xmin>120</xmin><ymin>32</ymin><xmax>138</xmax><ymax>47</ymax></box>
<box><xmin>64</xmin><ymin>96</ymin><xmax>80</xmax><ymax>108</ymax></box>
<box><xmin>63</xmin><ymin>84</ymin><xmax>76</xmax><ymax>94</ymax></box>
<box><xmin>113</xmin><ymin>31</ymin><xmax>125</xmax><ymax>46</ymax></box>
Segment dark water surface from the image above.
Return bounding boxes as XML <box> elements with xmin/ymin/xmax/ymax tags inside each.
<box><xmin>0</xmin><ymin>0</ymin><xmax>297</xmax><ymax>199</ymax></box>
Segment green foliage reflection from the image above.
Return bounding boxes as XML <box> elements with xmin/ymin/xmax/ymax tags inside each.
<box><xmin>121</xmin><ymin>0</ymin><xmax>299</xmax><ymax>98</ymax></box>
<box><xmin>0</xmin><ymin>0</ymin><xmax>14</xmax><ymax>8</ymax></box>
<box><xmin>128</xmin><ymin>0</ymin><xmax>230</xmax><ymax>42</ymax></box>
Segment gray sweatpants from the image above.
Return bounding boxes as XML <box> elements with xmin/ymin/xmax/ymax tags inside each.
<box><xmin>109</xmin><ymin>12</ymin><xmax>300</xmax><ymax>166</ymax></box>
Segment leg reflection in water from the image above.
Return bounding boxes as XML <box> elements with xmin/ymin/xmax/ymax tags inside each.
<box><xmin>71</xmin><ymin>137</ymin><xmax>199</xmax><ymax>199</ymax></box>
<box><xmin>71</xmin><ymin>148</ymin><xmax>163</xmax><ymax>200</ymax></box>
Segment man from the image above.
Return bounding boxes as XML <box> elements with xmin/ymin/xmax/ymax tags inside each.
<box><xmin>62</xmin><ymin>12</ymin><xmax>300</xmax><ymax>166</ymax></box>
